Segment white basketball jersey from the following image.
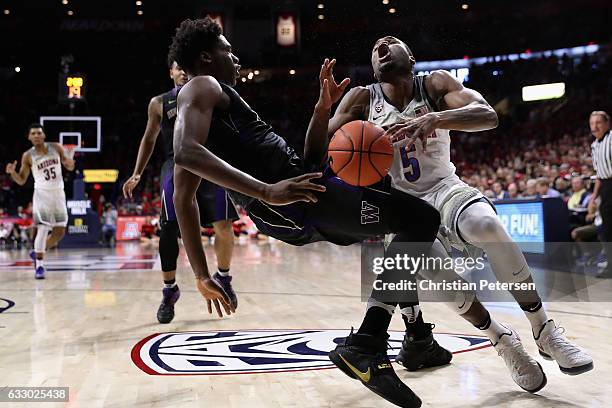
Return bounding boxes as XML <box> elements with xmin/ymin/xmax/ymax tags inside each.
<box><xmin>367</xmin><ymin>75</ymin><xmax>460</xmax><ymax>197</ymax></box>
<box><xmin>30</xmin><ymin>143</ymin><xmax>64</xmax><ymax>190</ymax></box>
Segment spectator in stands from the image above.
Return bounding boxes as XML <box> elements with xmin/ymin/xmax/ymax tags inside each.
<box><xmin>101</xmin><ymin>203</ymin><xmax>118</xmax><ymax>247</ymax></box>
<box><xmin>492</xmin><ymin>181</ymin><xmax>509</xmax><ymax>199</ymax></box>
<box><xmin>536</xmin><ymin>177</ymin><xmax>562</xmax><ymax>198</ymax></box>
<box><xmin>141</xmin><ymin>195</ymin><xmax>152</xmax><ymax>215</ymax></box>
<box><xmin>568</xmin><ymin>175</ymin><xmax>592</xmax><ymax>233</ymax></box>
<box><xmin>507</xmin><ymin>182</ymin><xmax>519</xmax><ymax>199</ymax></box>
<box><xmin>524</xmin><ymin>179</ymin><xmax>538</xmax><ymax>198</ymax></box>
<box><xmin>568</xmin><ymin>176</ymin><xmax>591</xmax><ymax>211</ymax></box>
<box><xmin>554</xmin><ymin>177</ymin><xmax>571</xmax><ymax>199</ymax></box>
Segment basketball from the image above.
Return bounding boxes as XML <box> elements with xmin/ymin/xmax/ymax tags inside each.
<box><xmin>328</xmin><ymin>120</ymin><xmax>393</xmax><ymax>186</ymax></box>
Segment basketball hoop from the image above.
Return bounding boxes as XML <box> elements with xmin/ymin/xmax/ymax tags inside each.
<box><xmin>62</xmin><ymin>144</ymin><xmax>77</xmax><ymax>160</ymax></box>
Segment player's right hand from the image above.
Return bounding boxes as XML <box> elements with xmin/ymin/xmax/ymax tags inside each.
<box><xmin>122</xmin><ymin>174</ymin><xmax>141</xmax><ymax>198</ymax></box>
<box><xmin>262</xmin><ymin>172</ymin><xmax>326</xmax><ymax>205</ymax></box>
<box><xmin>317</xmin><ymin>58</ymin><xmax>350</xmax><ymax>111</ymax></box>
<box><xmin>196</xmin><ymin>277</ymin><xmax>235</xmax><ymax>317</ymax></box>
<box><xmin>5</xmin><ymin>161</ymin><xmax>16</xmax><ymax>175</ymax></box>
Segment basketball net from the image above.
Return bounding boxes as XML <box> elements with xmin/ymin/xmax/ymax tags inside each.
<box><xmin>62</xmin><ymin>144</ymin><xmax>77</xmax><ymax>160</ymax></box>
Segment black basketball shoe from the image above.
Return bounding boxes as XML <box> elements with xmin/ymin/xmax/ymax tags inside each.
<box><xmin>395</xmin><ymin>323</ymin><xmax>452</xmax><ymax>371</ymax></box>
<box><xmin>329</xmin><ymin>330</ymin><xmax>422</xmax><ymax>408</ymax></box>
<box><xmin>213</xmin><ymin>272</ymin><xmax>238</xmax><ymax>310</ymax></box>
<box><xmin>156</xmin><ymin>286</ymin><xmax>180</xmax><ymax>324</ymax></box>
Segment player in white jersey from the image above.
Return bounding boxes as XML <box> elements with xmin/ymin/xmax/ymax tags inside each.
<box><xmin>307</xmin><ymin>37</ymin><xmax>592</xmax><ymax>393</ymax></box>
<box><xmin>5</xmin><ymin>124</ymin><xmax>75</xmax><ymax>279</ymax></box>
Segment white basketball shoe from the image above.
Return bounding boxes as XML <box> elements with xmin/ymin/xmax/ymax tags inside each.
<box><xmin>535</xmin><ymin>319</ymin><xmax>593</xmax><ymax>375</ymax></box>
<box><xmin>493</xmin><ymin>325</ymin><xmax>547</xmax><ymax>393</ymax></box>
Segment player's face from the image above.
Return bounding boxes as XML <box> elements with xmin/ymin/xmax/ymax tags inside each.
<box><xmin>27</xmin><ymin>127</ymin><xmax>45</xmax><ymax>146</ymax></box>
<box><xmin>371</xmin><ymin>36</ymin><xmax>414</xmax><ymax>82</ymax></box>
<box><xmin>169</xmin><ymin>62</ymin><xmax>188</xmax><ymax>86</ymax></box>
<box><xmin>209</xmin><ymin>35</ymin><xmax>241</xmax><ymax>87</ymax></box>
<box><xmin>590</xmin><ymin>114</ymin><xmax>610</xmax><ymax>139</ymax></box>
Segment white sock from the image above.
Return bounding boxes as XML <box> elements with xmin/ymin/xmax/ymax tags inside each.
<box><xmin>400</xmin><ymin>305</ymin><xmax>421</xmax><ymax>323</ymax></box>
<box><xmin>217</xmin><ymin>268</ymin><xmax>230</xmax><ymax>277</ymax></box>
<box><xmin>522</xmin><ymin>301</ymin><xmax>549</xmax><ymax>337</ymax></box>
<box><xmin>35</xmin><ymin>259</ymin><xmax>45</xmax><ymax>269</ymax></box>
<box><xmin>477</xmin><ymin>313</ymin><xmax>509</xmax><ymax>344</ymax></box>
<box><xmin>164</xmin><ymin>282</ymin><xmax>177</xmax><ymax>288</ymax></box>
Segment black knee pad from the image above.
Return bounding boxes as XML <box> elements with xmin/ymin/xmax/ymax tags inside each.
<box><xmin>159</xmin><ymin>221</ymin><xmax>180</xmax><ymax>272</ymax></box>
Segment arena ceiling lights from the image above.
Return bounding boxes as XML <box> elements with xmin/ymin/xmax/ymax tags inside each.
<box><xmin>521</xmin><ymin>83</ymin><xmax>566</xmax><ymax>102</ymax></box>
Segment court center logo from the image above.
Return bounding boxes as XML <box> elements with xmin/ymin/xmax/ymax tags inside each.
<box><xmin>131</xmin><ymin>329</ymin><xmax>490</xmax><ymax>375</ymax></box>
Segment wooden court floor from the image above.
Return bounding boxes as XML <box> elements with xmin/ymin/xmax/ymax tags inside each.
<box><xmin>1</xmin><ymin>240</ymin><xmax>610</xmax><ymax>407</ymax></box>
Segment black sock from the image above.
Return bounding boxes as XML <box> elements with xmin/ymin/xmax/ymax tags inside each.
<box><xmin>475</xmin><ymin>311</ymin><xmax>492</xmax><ymax>330</ymax></box>
<box><xmin>357</xmin><ymin>305</ymin><xmax>394</xmax><ymax>338</ymax></box>
<box><xmin>519</xmin><ymin>300</ymin><xmax>542</xmax><ymax>313</ymax></box>
<box><xmin>403</xmin><ymin>311</ymin><xmax>428</xmax><ymax>339</ymax></box>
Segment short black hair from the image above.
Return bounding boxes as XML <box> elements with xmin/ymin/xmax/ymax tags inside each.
<box><xmin>168</xmin><ymin>18</ymin><xmax>223</xmax><ymax>74</ymax></box>
<box><xmin>27</xmin><ymin>123</ymin><xmax>44</xmax><ymax>133</ymax></box>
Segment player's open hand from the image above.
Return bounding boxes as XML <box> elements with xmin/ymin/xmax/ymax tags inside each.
<box><xmin>122</xmin><ymin>174</ymin><xmax>141</xmax><ymax>198</ymax></box>
<box><xmin>196</xmin><ymin>277</ymin><xmax>235</xmax><ymax>317</ymax></box>
<box><xmin>262</xmin><ymin>172</ymin><xmax>326</xmax><ymax>205</ymax></box>
<box><xmin>317</xmin><ymin>58</ymin><xmax>350</xmax><ymax>111</ymax></box>
<box><xmin>383</xmin><ymin>112</ymin><xmax>439</xmax><ymax>151</ymax></box>
<box><xmin>5</xmin><ymin>161</ymin><xmax>17</xmax><ymax>175</ymax></box>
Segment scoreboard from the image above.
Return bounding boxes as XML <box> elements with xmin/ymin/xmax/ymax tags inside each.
<box><xmin>59</xmin><ymin>74</ymin><xmax>86</xmax><ymax>102</ymax></box>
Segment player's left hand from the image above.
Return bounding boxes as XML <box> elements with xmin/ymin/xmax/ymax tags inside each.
<box><xmin>196</xmin><ymin>277</ymin><xmax>235</xmax><ymax>317</ymax></box>
<box><xmin>122</xmin><ymin>174</ymin><xmax>141</xmax><ymax>199</ymax></box>
<box><xmin>383</xmin><ymin>112</ymin><xmax>439</xmax><ymax>151</ymax></box>
<box><xmin>317</xmin><ymin>58</ymin><xmax>350</xmax><ymax>111</ymax></box>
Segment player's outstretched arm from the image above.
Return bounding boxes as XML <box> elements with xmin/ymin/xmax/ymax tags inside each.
<box><xmin>304</xmin><ymin>58</ymin><xmax>364</xmax><ymax>168</ymax></box>
<box><xmin>173</xmin><ymin>165</ymin><xmax>234</xmax><ymax>317</ymax></box>
<box><xmin>123</xmin><ymin>96</ymin><xmax>163</xmax><ymax>198</ymax></box>
<box><xmin>173</xmin><ymin>76</ymin><xmax>325</xmax><ymax>205</ymax></box>
<box><xmin>5</xmin><ymin>152</ymin><xmax>32</xmax><ymax>186</ymax></box>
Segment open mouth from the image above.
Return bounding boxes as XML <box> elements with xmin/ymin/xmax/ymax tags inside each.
<box><xmin>235</xmin><ymin>65</ymin><xmax>241</xmax><ymax>78</ymax></box>
<box><xmin>378</xmin><ymin>43</ymin><xmax>392</xmax><ymax>62</ymax></box>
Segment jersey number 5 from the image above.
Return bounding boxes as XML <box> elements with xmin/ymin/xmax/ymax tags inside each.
<box><xmin>43</xmin><ymin>168</ymin><xmax>57</xmax><ymax>181</ymax></box>
<box><xmin>399</xmin><ymin>145</ymin><xmax>420</xmax><ymax>182</ymax></box>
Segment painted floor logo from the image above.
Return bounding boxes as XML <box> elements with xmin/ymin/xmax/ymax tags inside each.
<box><xmin>132</xmin><ymin>329</ymin><xmax>490</xmax><ymax>375</ymax></box>
<box><xmin>0</xmin><ymin>298</ymin><xmax>15</xmax><ymax>313</ymax></box>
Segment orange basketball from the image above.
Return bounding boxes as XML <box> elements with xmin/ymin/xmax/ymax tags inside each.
<box><xmin>328</xmin><ymin>120</ymin><xmax>393</xmax><ymax>186</ymax></box>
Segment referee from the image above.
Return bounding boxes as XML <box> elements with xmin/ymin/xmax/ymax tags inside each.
<box><xmin>588</xmin><ymin>110</ymin><xmax>612</xmax><ymax>277</ymax></box>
